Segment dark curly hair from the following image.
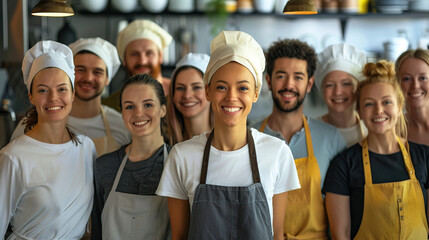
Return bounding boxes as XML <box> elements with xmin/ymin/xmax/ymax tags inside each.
<box><xmin>266</xmin><ymin>39</ymin><xmax>317</xmax><ymax>79</ymax></box>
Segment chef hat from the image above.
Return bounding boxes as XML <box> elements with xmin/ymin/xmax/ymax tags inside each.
<box><xmin>171</xmin><ymin>52</ymin><xmax>210</xmax><ymax>80</ymax></box>
<box><xmin>204</xmin><ymin>31</ymin><xmax>265</xmax><ymax>94</ymax></box>
<box><xmin>314</xmin><ymin>43</ymin><xmax>367</xmax><ymax>91</ymax></box>
<box><xmin>22</xmin><ymin>40</ymin><xmax>75</xmax><ymax>92</ymax></box>
<box><xmin>69</xmin><ymin>37</ymin><xmax>121</xmax><ymax>83</ymax></box>
<box><xmin>116</xmin><ymin>19</ymin><xmax>173</xmax><ymax>63</ymax></box>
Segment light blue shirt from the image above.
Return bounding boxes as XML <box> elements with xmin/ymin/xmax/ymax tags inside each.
<box><xmin>250</xmin><ymin>116</ymin><xmax>347</xmax><ymax>186</ymax></box>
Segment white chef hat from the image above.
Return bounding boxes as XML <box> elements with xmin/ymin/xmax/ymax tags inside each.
<box><xmin>69</xmin><ymin>37</ymin><xmax>121</xmax><ymax>83</ymax></box>
<box><xmin>171</xmin><ymin>52</ymin><xmax>210</xmax><ymax>80</ymax></box>
<box><xmin>314</xmin><ymin>43</ymin><xmax>367</xmax><ymax>91</ymax></box>
<box><xmin>204</xmin><ymin>31</ymin><xmax>265</xmax><ymax>94</ymax></box>
<box><xmin>22</xmin><ymin>40</ymin><xmax>75</xmax><ymax>92</ymax></box>
<box><xmin>116</xmin><ymin>19</ymin><xmax>173</xmax><ymax>63</ymax></box>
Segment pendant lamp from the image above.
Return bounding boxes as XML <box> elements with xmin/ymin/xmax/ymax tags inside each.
<box><xmin>283</xmin><ymin>0</ymin><xmax>318</xmax><ymax>14</ymax></box>
<box><xmin>32</xmin><ymin>0</ymin><xmax>74</xmax><ymax>17</ymax></box>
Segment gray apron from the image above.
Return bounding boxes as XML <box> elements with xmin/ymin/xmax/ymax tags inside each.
<box><xmin>188</xmin><ymin>129</ymin><xmax>273</xmax><ymax>240</ymax></box>
<box><xmin>92</xmin><ymin>106</ymin><xmax>120</xmax><ymax>157</ymax></box>
<box><xmin>101</xmin><ymin>144</ymin><xmax>171</xmax><ymax>240</ymax></box>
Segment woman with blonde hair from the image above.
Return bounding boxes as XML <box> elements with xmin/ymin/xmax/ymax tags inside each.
<box><xmin>167</xmin><ymin>53</ymin><xmax>213</xmax><ymax>145</ymax></box>
<box><xmin>314</xmin><ymin>43</ymin><xmax>368</xmax><ymax>147</ymax></box>
<box><xmin>396</xmin><ymin>49</ymin><xmax>429</xmax><ymax>146</ymax></box>
<box><xmin>323</xmin><ymin>60</ymin><xmax>429</xmax><ymax>239</ymax></box>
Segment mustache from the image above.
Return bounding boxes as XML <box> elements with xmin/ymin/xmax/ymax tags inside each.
<box><xmin>134</xmin><ymin>64</ymin><xmax>153</xmax><ymax>70</ymax></box>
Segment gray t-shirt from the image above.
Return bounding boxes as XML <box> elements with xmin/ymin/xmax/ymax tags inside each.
<box><xmin>250</xmin><ymin>116</ymin><xmax>347</xmax><ymax>186</ymax></box>
<box><xmin>91</xmin><ymin>143</ymin><xmax>171</xmax><ymax>240</ymax></box>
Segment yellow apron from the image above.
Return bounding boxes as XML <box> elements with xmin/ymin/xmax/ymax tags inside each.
<box><xmin>354</xmin><ymin>138</ymin><xmax>428</xmax><ymax>239</ymax></box>
<box><xmin>92</xmin><ymin>106</ymin><xmax>120</xmax><ymax>156</ymax></box>
<box><xmin>259</xmin><ymin>116</ymin><xmax>328</xmax><ymax>240</ymax></box>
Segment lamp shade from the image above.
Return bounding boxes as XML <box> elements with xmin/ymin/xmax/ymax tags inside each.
<box><xmin>32</xmin><ymin>0</ymin><xmax>74</xmax><ymax>17</ymax></box>
<box><xmin>283</xmin><ymin>0</ymin><xmax>318</xmax><ymax>14</ymax></box>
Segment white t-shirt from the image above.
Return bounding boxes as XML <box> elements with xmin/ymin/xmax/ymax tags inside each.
<box><xmin>10</xmin><ymin>105</ymin><xmax>131</xmax><ymax>147</ymax></box>
<box><xmin>0</xmin><ymin>134</ymin><xmax>97</xmax><ymax>239</ymax></box>
<box><xmin>316</xmin><ymin>116</ymin><xmax>368</xmax><ymax>147</ymax></box>
<box><xmin>156</xmin><ymin>128</ymin><xmax>300</xmax><ymax>226</ymax></box>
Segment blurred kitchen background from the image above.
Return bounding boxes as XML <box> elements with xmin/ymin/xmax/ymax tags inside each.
<box><xmin>1</xmin><ymin>0</ymin><xmax>429</xmax><ymax>146</ymax></box>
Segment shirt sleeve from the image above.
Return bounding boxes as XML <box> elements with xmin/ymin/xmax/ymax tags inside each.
<box><xmin>333</xmin><ymin>129</ymin><xmax>347</xmax><ymax>158</ymax></box>
<box><xmin>156</xmin><ymin>147</ymin><xmax>189</xmax><ymax>200</ymax></box>
<box><xmin>0</xmin><ymin>153</ymin><xmax>23</xmax><ymax>236</ymax></box>
<box><xmin>274</xmin><ymin>143</ymin><xmax>300</xmax><ymax>194</ymax></box>
<box><xmin>322</xmin><ymin>153</ymin><xmax>351</xmax><ymax>196</ymax></box>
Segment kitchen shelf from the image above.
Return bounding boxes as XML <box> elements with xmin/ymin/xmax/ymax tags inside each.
<box><xmin>76</xmin><ymin>9</ymin><xmax>429</xmax><ymax>19</ymax></box>
<box><xmin>76</xmin><ymin>10</ymin><xmax>429</xmax><ymax>39</ymax></box>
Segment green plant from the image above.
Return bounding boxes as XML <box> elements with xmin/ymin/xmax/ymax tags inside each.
<box><xmin>205</xmin><ymin>0</ymin><xmax>230</xmax><ymax>36</ymax></box>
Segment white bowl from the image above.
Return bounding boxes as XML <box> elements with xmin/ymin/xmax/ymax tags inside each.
<box><xmin>112</xmin><ymin>0</ymin><xmax>138</xmax><ymax>13</ymax></box>
<box><xmin>254</xmin><ymin>0</ymin><xmax>275</xmax><ymax>13</ymax></box>
<box><xmin>81</xmin><ymin>0</ymin><xmax>108</xmax><ymax>12</ymax></box>
<box><xmin>140</xmin><ymin>0</ymin><xmax>168</xmax><ymax>13</ymax></box>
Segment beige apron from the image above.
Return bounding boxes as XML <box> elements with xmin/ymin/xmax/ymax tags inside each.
<box><xmin>354</xmin><ymin>137</ymin><xmax>428</xmax><ymax>239</ymax></box>
<box><xmin>101</xmin><ymin>144</ymin><xmax>171</xmax><ymax>240</ymax></box>
<box><xmin>259</xmin><ymin>116</ymin><xmax>328</xmax><ymax>240</ymax></box>
<box><xmin>92</xmin><ymin>106</ymin><xmax>120</xmax><ymax>156</ymax></box>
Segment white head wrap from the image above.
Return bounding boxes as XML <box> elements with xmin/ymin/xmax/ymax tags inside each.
<box><xmin>22</xmin><ymin>40</ymin><xmax>75</xmax><ymax>92</ymax></box>
<box><xmin>69</xmin><ymin>37</ymin><xmax>121</xmax><ymax>84</ymax></box>
<box><xmin>171</xmin><ymin>52</ymin><xmax>210</xmax><ymax>80</ymax></box>
<box><xmin>204</xmin><ymin>31</ymin><xmax>265</xmax><ymax>94</ymax></box>
<box><xmin>314</xmin><ymin>43</ymin><xmax>367</xmax><ymax>91</ymax></box>
<box><xmin>116</xmin><ymin>19</ymin><xmax>173</xmax><ymax>63</ymax></box>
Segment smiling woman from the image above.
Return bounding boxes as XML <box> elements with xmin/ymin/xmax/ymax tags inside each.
<box><xmin>395</xmin><ymin>49</ymin><xmax>429</xmax><ymax>146</ymax></box>
<box><xmin>314</xmin><ymin>43</ymin><xmax>368</xmax><ymax>147</ymax></box>
<box><xmin>91</xmin><ymin>74</ymin><xmax>171</xmax><ymax>240</ymax></box>
<box><xmin>323</xmin><ymin>60</ymin><xmax>429</xmax><ymax>239</ymax></box>
<box><xmin>167</xmin><ymin>52</ymin><xmax>212</xmax><ymax>145</ymax></box>
<box><xmin>0</xmin><ymin>40</ymin><xmax>97</xmax><ymax>239</ymax></box>
<box><xmin>156</xmin><ymin>31</ymin><xmax>300</xmax><ymax>240</ymax></box>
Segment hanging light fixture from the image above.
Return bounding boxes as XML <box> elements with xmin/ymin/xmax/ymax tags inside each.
<box><xmin>283</xmin><ymin>0</ymin><xmax>318</xmax><ymax>15</ymax></box>
<box><xmin>32</xmin><ymin>0</ymin><xmax>74</xmax><ymax>17</ymax></box>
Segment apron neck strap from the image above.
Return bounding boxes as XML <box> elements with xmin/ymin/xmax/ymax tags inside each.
<box><xmin>100</xmin><ymin>105</ymin><xmax>113</xmax><ymax>137</ymax></box>
<box><xmin>259</xmin><ymin>117</ymin><xmax>269</xmax><ymax>132</ymax></box>
<box><xmin>200</xmin><ymin>128</ymin><xmax>260</xmax><ymax>184</ymax></box>
<box><xmin>302</xmin><ymin>115</ymin><xmax>315</xmax><ymax>158</ymax></box>
<box><xmin>362</xmin><ymin>137</ymin><xmax>416</xmax><ymax>185</ymax></box>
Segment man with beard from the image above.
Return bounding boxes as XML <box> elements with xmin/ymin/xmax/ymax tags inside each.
<box><xmin>250</xmin><ymin>39</ymin><xmax>346</xmax><ymax>240</ymax></box>
<box><xmin>10</xmin><ymin>38</ymin><xmax>130</xmax><ymax>157</ymax></box>
<box><xmin>102</xmin><ymin>19</ymin><xmax>173</xmax><ymax>112</ymax></box>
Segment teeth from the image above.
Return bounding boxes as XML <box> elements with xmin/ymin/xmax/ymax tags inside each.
<box><xmin>373</xmin><ymin>118</ymin><xmax>387</xmax><ymax>122</ymax></box>
<box><xmin>333</xmin><ymin>98</ymin><xmax>346</xmax><ymax>103</ymax></box>
<box><xmin>183</xmin><ymin>102</ymin><xmax>197</xmax><ymax>107</ymax></box>
<box><xmin>281</xmin><ymin>93</ymin><xmax>296</xmax><ymax>98</ymax></box>
<box><xmin>47</xmin><ymin>107</ymin><xmax>61</xmax><ymax>111</ymax></box>
<box><xmin>410</xmin><ymin>92</ymin><xmax>423</xmax><ymax>97</ymax></box>
<box><xmin>134</xmin><ymin>121</ymin><xmax>149</xmax><ymax>126</ymax></box>
<box><xmin>223</xmin><ymin>107</ymin><xmax>240</xmax><ymax>113</ymax></box>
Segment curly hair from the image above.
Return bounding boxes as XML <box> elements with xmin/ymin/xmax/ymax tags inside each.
<box><xmin>355</xmin><ymin>60</ymin><xmax>407</xmax><ymax>138</ymax></box>
<box><xmin>266</xmin><ymin>39</ymin><xmax>317</xmax><ymax>78</ymax></box>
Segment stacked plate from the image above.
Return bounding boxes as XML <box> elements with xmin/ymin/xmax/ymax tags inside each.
<box><xmin>409</xmin><ymin>0</ymin><xmax>429</xmax><ymax>12</ymax></box>
<box><xmin>374</xmin><ymin>0</ymin><xmax>408</xmax><ymax>14</ymax></box>
<box><xmin>383</xmin><ymin>37</ymin><xmax>409</xmax><ymax>61</ymax></box>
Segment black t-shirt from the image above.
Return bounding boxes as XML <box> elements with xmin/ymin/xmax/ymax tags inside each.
<box><xmin>322</xmin><ymin>141</ymin><xmax>429</xmax><ymax>239</ymax></box>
